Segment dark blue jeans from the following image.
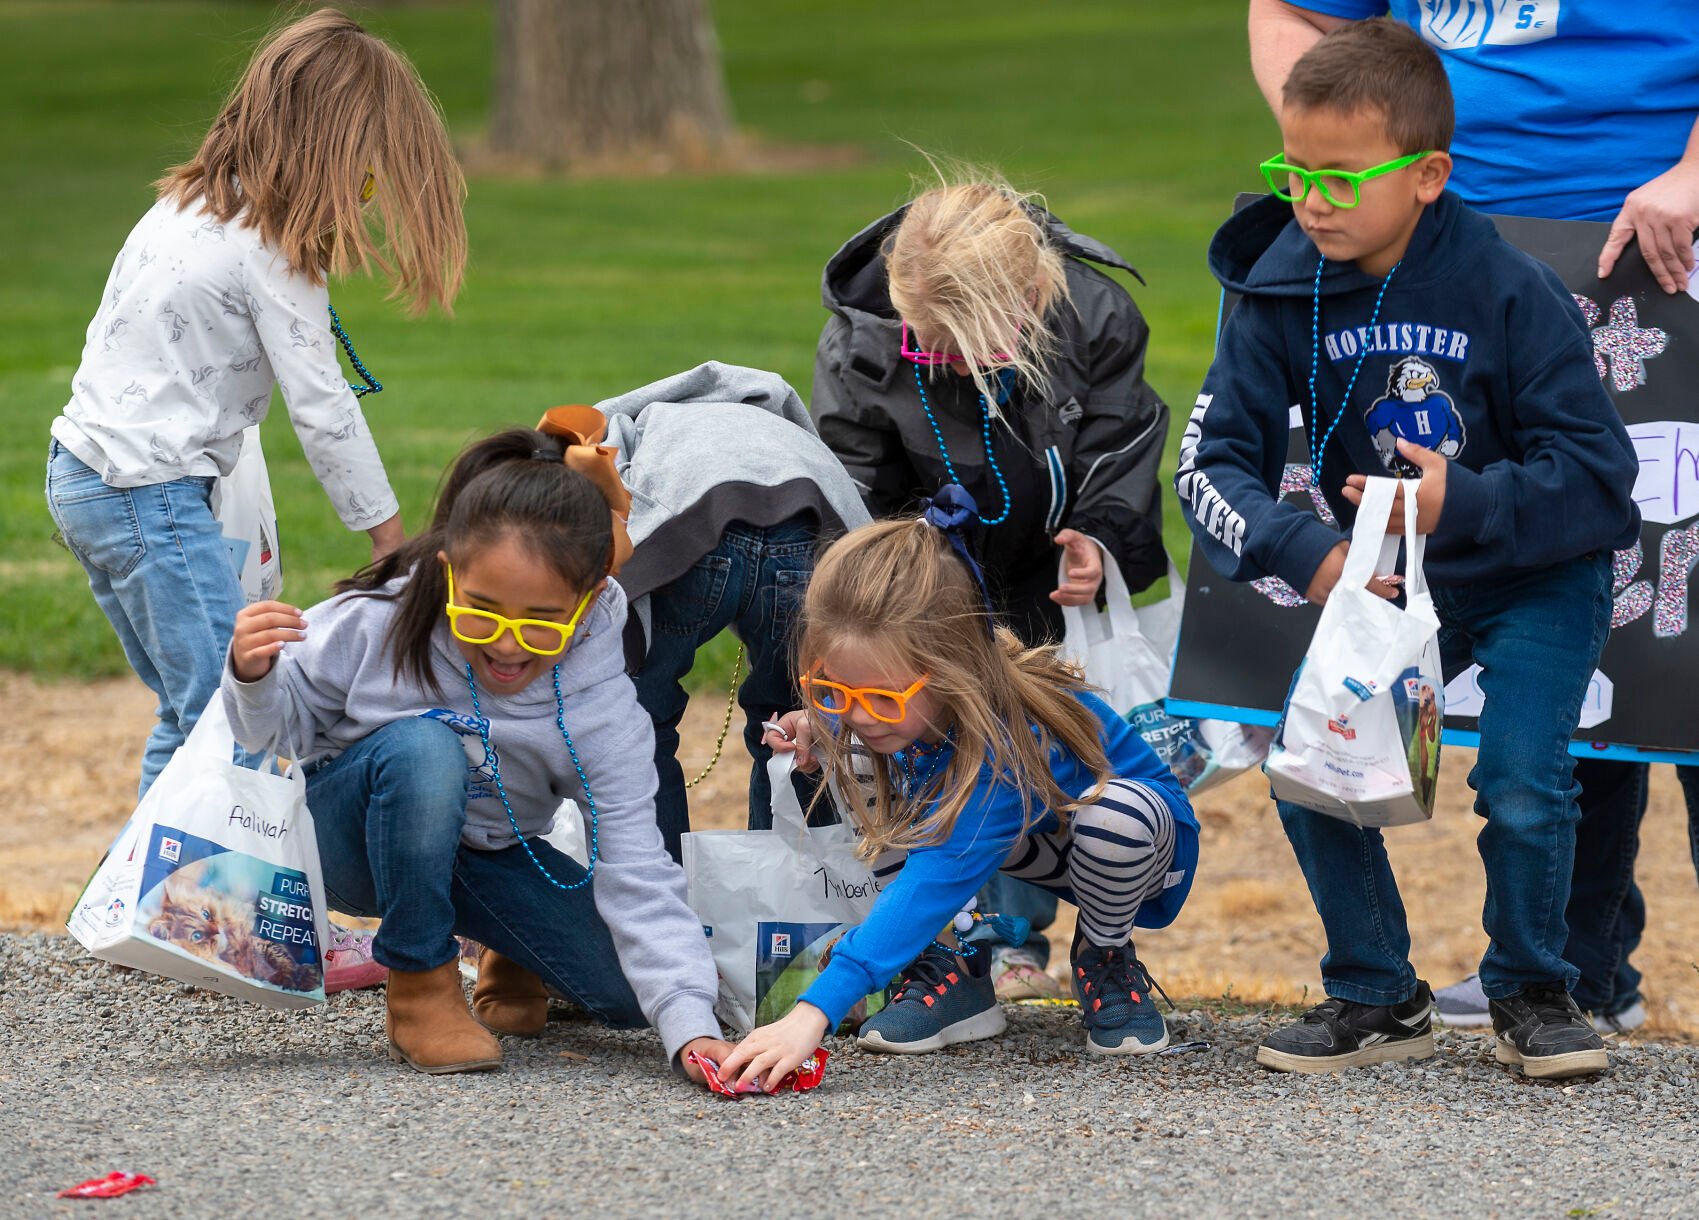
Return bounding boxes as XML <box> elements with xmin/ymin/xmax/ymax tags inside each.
<box><xmin>305</xmin><ymin>717</ymin><xmax>644</xmax><ymax>1028</ymax></box>
<box><xmin>633</xmin><ymin>516</ymin><xmax>819</xmax><ymax>862</ymax></box>
<box><xmin>1566</xmin><ymin>757</ymin><xmax>1699</xmax><ymax>1015</ymax></box>
<box><xmin>1278</xmin><ymin>552</ymin><xmax>1613</xmax><ymax>1005</ymax></box>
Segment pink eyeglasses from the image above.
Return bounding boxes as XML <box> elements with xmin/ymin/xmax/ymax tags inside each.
<box><xmin>899</xmin><ymin>322</ymin><xmax>1016</xmax><ymax>367</ymax></box>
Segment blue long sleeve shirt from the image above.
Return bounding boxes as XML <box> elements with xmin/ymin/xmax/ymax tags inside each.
<box><xmin>799</xmin><ymin>691</ymin><xmax>1197</xmax><ymax>1029</ymax></box>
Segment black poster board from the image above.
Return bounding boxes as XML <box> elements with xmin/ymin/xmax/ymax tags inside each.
<box><xmin>1168</xmin><ymin>206</ymin><xmax>1699</xmax><ymax>762</ymax></box>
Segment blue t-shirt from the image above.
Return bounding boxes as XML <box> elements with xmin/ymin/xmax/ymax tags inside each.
<box><xmin>1287</xmin><ymin>1</ymin><xmax>1699</xmax><ymax>221</ymax></box>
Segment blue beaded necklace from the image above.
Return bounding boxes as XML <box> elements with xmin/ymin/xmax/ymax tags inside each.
<box><xmin>328</xmin><ymin>304</ymin><xmax>383</xmax><ymax>398</ymax></box>
<box><xmin>463</xmin><ymin>662</ymin><xmax>600</xmax><ymax>890</ymax></box>
<box><xmin>1307</xmin><ymin>255</ymin><xmax>1400</xmax><ymax>474</ymax></box>
<box><xmin>912</xmin><ymin>366</ymin><xmax>1011</xmax><ymax>526</ymax></box>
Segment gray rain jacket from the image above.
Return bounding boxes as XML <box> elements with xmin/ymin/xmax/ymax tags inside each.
<box><xmin>812</xmin><ymin>206</ymin><xmax>1169</xmax><ymax>642</ymax></box>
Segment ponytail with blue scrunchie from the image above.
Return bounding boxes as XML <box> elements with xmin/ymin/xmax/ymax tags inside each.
<box><xmin>920</xmin><ymin>483</ymin><xmax>997</xmax><ymax>629</ymax></box>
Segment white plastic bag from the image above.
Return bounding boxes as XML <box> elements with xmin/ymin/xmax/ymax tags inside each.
<box><xmin>1265</xmin><ymin>476</ymin><xmax>1444</xmax><ymax>828</ymax></box>
<box><xmin>1059</xmin><ymin>547</ymin><xmax>1268</xmax><ymax>794</ymax></box>
<box><xmin>68</xmin><ymin>696</ymin><xmax>331</xmax><ymax>1009</ymax></box>
<box><xmin>212</xmin><ymin>424</ymin><xmax>283</xmax><ymax>604</ymax></box>
<box><xmin>682</xmin><ymin>755</ymin><xmax>888</xmax><ymax>1034</ymax></box>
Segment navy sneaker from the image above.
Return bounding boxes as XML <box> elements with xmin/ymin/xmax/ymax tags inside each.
<box><xmin>1071</xmin><ymin>938</ymin><xmax>1169</xmax><ymax>1055</ymax></box>
<box><xmin>1257</xmin><ymin>983</ymin><xmax>1435</xmax><ymax>1073</ymax></box>
<box><xmin>1490</xmin><ymin>984</ymin><xmax>1609</xmax><ymax>1079</ymax></box>
<box><xmin>857</xmin><ymin>944</ymin><xmax>1005</xmax><ymax>1054</ymax></box>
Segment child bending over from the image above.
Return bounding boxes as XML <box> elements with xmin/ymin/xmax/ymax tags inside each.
<box><xmin>718</xmin><ymin>499</ymin><xmax>1198</xmax><ymax>1089</ymax></box>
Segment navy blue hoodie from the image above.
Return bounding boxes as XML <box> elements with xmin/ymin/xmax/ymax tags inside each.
<box><xmin>1177</xmin><ymin>191</ymin><xmax>1639</xmax><ymax>591</ymax></box>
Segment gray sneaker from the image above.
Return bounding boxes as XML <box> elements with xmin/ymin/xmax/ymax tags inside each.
<box><xmin>1437</xmin><ymin>973</ymin><xmax>1645</xmax><ymax>1033</ymax></box>
<box><xmin>857</xmin><ymin>945</ymin><xmax>1006</xmax><ymax>1054</ymax></box>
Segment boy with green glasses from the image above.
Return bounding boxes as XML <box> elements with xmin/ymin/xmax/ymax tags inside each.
<box><xmin>1177</xmin><ymin>20</ymin><xmax>1639</xmax><ymax>1079</ymax></box>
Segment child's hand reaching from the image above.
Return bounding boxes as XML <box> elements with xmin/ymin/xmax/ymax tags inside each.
<box><xmin>1304</xmin><ymin>542</ymin><xmax>1402</xmax><ymax>606</ymax></box>
<box><xmin>1049</xmin><ymin>529</ymin><xmax>1104</xmax><ymax>605</ymax></box>
<box><xmin>678</xmin><ymin>1035</ymin><xmax>739</xmax><ymax>1089</ymax></box>
<box><xmin>231</xmin><ymin>600</ymin><xmax>306</xmax><ymax>682</ymax></box>
<box><xmin>1342</xmin><ymin>440</ymin><xmax>1447</xmax><ymax>534</ymax></box>
<box><xmin>716</xmin><ymin>1002</ymin><xmax>830</xmax><ymax>1093</ymax></box>
<box><xmin>762</xmin><ymin>710</ymin><xmax>820</xmax><ymax>771</ymax></box>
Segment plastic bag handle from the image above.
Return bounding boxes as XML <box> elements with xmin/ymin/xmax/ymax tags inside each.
<box><xmin>183</xmin><ymin>693</ymin><xmax>301</xmax><ymax>787</ymax></box>
<box><xmin>767</xmin><ymin>751</ymin><xmax>809</xmax><ymax>838</ymax></box>
<box><xmin>1339</xmin><ymin>477</ymin><xmax>1398</xmax><ymax>589</ymax></box>
<box><xmin>1057</xmin><ymin>539</ymin><xmax>1141</xmax><ymax>640</ymax></box>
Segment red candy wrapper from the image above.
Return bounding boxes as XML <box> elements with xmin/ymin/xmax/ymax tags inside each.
<box><xmin>690</xmin><ymin>1048</ymin><xmax>830</xmax><ymax>1097</ymax></box>
<box><xmin>58</xmin><ymin>1172</ymin><xmax>157</xmax><ymax>1199</ymax></box>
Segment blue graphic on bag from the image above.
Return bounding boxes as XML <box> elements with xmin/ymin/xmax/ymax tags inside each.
<box><xmin>754</xmin><ymin>920</ymin><xmax>887</xmax><ymax>1031</ymax></box>
<box><xmin>136</xmin><ymin>825</ymin><xmax>322</xmax><ymax>991</ymax></box>
<box><xmin>1127</xmin><ymin>700</ymin><xmax>1218</xmax><ymax>791</ymax></box>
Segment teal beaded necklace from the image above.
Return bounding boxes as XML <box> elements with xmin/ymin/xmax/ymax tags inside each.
<box><xmin>328</xmin><ymin>304</ymin><xmax>382</xmax><ymax>398</ymax></box>
<box><xmin>912</xmin><ymin>365</ymin><xmax>1011</xmax><ymax>526</ymax></box>
<box><xmin>464</xmin><ymin>662</ymin><xmax>600</xmax><ymax>890</ymax></box>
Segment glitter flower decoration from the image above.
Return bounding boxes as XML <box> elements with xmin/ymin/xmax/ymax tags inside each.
<box><xmin>1586</xmin><ymin>296</ymin><xmax>1668</xmax><ymax>392</ymax></box>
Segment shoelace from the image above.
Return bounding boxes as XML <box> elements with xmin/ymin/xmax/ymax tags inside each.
<box><xmin>891</xmin><ymin>947</ymin><xmax>964</xmax><ymax>1005</ymax></box>
<box><xmin>1516</xmin><ymin>984</ymin><xmax>1582</xmax><ymax>1025</ymax></box>
<box><xmin>1079</xmin><ymin>945</ymin><xmax>1173</xmax><ymax>1011</ymax></box>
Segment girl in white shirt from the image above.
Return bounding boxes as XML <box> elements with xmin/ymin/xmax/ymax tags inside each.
<box><xmin>46</xmin><ymin>8</ymin><xmax>467</xmax><ymax>795</ymax></box>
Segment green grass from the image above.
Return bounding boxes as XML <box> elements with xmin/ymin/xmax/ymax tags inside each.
<box><xmin>0</xmin><ymin>0</ymin><xmax>1271</xmax><ymax>685</ymax></box>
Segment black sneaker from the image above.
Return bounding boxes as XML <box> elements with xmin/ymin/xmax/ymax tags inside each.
<box><xmin>1256</xmin><ymin>982</ymin><xmax>1435</xmax><ymax>1073</ymax></box>
<box><xmin>1489</xmin><ymin>984</ymin><xmax>1609</xmax><ymax>1079</ymax></box>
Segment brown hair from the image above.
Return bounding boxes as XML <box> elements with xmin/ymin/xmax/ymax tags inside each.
<box><xmin>338</xmin><ymin>429</ymin><xmax>613</xmax><ymax>696</ymax></box>
<box><xmin>886</xmin><ymin>166</ymin><xmax>1072</xmax><ymax>405</ymax></box>
<box><xmin>798</xmin><ymin>519</ymin><xmax>1112</xmax><ymax>859</ymax></box>
<box><xmin>158</xmin><ymin>7</ymin><xmax>467</xmax><ymax>315</ymax></box>
<box><xmin>1282</xmin><ymin>18</ymin><xmax>1454</xmax><ymax>153</ymax></box>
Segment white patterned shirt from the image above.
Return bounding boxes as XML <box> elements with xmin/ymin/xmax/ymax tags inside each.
<box><xmin>51</xmin><ymin>197</ymin><xmax>398</xmax><ymax>530</ymax></box>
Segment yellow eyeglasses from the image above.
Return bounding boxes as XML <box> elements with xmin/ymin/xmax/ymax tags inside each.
<box><xmin>444</xmin><ymin>563</ymin><xmax>594</xmax><ymax>657</ymax></box>
<box><xmin>800</xmin><ymin>673</ymin><xmax>929</xmax><ymax>724</ymax></box>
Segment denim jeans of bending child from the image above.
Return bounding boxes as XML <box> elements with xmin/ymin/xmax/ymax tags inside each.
<box><xmin>304</xmin><ymin>717</ymin><xmax>645</xmax><ymax>1027</ymax></box>
<box><xmin>1277</xmin><ymin>550</ymin><xmax>1613</xmax><ymax>1007</ymax></box>
<box><xmin>44</xmin><ymin>441</ymin><xmax>260</xmax><ymax>797</ymax></box>
<box><xmin>634</xmin><ymin>515</ymin><xmax>822</xmax><ymax>863</ymax></box>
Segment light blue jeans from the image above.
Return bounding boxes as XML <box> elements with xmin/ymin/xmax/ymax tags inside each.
<box><xmin>45</xmin><ymin>440</ymin><xmax>252</xmax><ymax>796</ymax></box>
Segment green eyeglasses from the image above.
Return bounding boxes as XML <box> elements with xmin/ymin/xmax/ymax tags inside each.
<box><xmin>1259</xmin><ymin>150</ymin><xmax>1434</xmax><ymax>209</ymax></box>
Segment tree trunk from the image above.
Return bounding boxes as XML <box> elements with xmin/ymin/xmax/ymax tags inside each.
<box><xmin>489</xmin><ymin>0</ymin><xmax>735</xmax><ymax>172</ymax></box>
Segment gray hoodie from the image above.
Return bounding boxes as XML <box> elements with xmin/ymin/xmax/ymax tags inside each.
<box><xmin>593</xmin><ymin>361</ymin><xmax>870</xmax><ymax>610</ymax></box>
<box><xmin>221</xmin><ymin>577</ymin><xmax>719</xmax><ymax>1060</ymax></box>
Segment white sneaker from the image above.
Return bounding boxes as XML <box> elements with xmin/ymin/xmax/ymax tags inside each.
<box><xmin>1436</xmin><ymin>973</ymin><xmax>1646</xmax><ymax>1033</ymax></box>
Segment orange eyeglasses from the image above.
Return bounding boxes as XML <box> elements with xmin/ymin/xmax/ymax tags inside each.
<box><xmin>799</xmin><ymin>673</ymin><xmax>929</xmax><ymax>724</ymax></box>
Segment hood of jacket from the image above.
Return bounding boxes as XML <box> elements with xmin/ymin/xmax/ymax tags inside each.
<box><xmin>1208</xmin><ymin>190</ymin><xmax>1499</xmax><ymax>300</ymax></box>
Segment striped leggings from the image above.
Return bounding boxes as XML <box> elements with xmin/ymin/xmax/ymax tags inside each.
<box><xmin>1000</xmin><ymin>779</ymin><xmax>1178</xmax><ymax>948</ymax></box>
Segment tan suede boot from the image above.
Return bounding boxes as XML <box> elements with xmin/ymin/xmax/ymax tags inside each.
<box><xmin>471</xmin><ymin>947</ymin><xmax>550</xmax><ymax>1037</ymax></box>
<box><xmin>385</xmin><ymin>959</ymin><xmax>503</xmax><ymax>1074</ymax></box>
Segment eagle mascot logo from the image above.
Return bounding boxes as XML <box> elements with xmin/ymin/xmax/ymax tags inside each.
<box><xmin>1363</xmin><ymin>356</ymin><xmax>1467</xmax><ymax>476</ymax></box>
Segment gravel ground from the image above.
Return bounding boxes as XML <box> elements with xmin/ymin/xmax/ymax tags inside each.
<box><xmin>3</xmin><ymin>932</ymin><xmax>1697</xmax><ymax>1218</ymax></box>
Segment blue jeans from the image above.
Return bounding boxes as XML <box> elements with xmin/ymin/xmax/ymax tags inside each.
<box><xmin>305</xmin><ymin>717</ymin><xmax>645</xmax><ymax>1027</ymax></box>
<box><xmin>976</xmin><ymin>873</ymin><xmax>1058</xmax><ymax>965</ymax></box>
<box><xmin>45</xmin><ymin>441</ymin><xmax>254</xmax><ymax>797</ymax></box>
<box><xmin>1565</xmin><ymin>758</ymin><xmax>1699</xmax><ymax>1015</ymax></box>
<box><xmin>633</xmin><ymin>516</ymin><xmax>820</xmax><ymax>862</ymax></box>
<box><xmin>1278</xmin><ymin>552</ymin><xmax>1613</xmax><ymax>1005</ymax></box>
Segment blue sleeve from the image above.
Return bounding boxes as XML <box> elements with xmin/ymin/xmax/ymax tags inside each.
<box><xmin>1279</xmin><ymin>0</ymin><xmax>1389</xmax><ymax>17</ymax></box>
<box><xmin>798</xmin><ymin>772</ymin><xmax>1026</xmax><ymax>1029</ymax></box>
<box><xmin>1439</xmin><ymin>284</ymin><xmax>1639</xmax><ymax>568</ymax></box>
<box><xmin>1175</xmin><ymin>295</ymin><xmax>1344</xmax><ymax>593</ymax></box>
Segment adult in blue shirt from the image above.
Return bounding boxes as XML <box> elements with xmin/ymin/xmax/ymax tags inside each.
<box><xmin>1246</xmin><ymin>0</ymin><xmax>1699</xmax><ymax>1031</ymax></box>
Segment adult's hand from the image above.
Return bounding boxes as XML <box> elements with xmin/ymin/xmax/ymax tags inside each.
<box><xmin>1598</xmin><ymin>153</ymin><xmax>1699</xmax><ymax>294</ymax></box>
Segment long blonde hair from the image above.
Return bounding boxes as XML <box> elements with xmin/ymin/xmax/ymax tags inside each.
<box><xmin>157</xmin><ymin>7</ymin><xmax>467</xmax><ymax>316</ymax></box>
<box><xmin>886</xmin><ymin>168</ymin><xmax>1072</xmax><ymax>405</ymax></box>
<box><xmin>800</xmin><ymin>519</ymin><xmax>1112</xmax><ymax>859</ymax></box>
